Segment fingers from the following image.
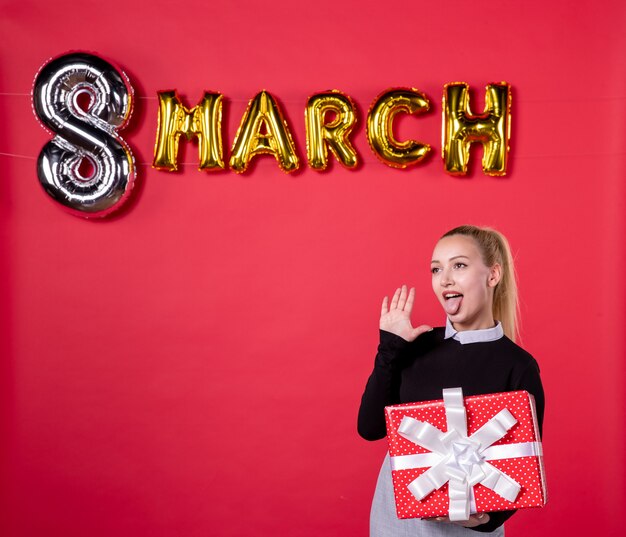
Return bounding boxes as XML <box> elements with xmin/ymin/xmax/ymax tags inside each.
<box><xmin>452</xmin><ymin>513</ymin><xmax>490</xmax><ymax>528</ymax></box>
<box><xmin>404</xmin><ymin>287</ymin><xmax>415</xmax><ymax>313</ymax></box>
<box><xmin>398</xmin><ymin>285</ymin><xmax>408</xmax><ymax>309</ymax></box>
<box><xmin>412</xmin><ymin>324</ymin><xmax>433</xmax><ymax>339</ymax></box>
<box><xmin>390</xmin><ymin>287</ymin><xmax>401</xmax><ymax>310</ymax></box>
<box><xmin>390</xmin><ymin>285</ymin><xmax>414</xmax><ymax>311</ymax></box>
<box><xmin>475</xmin><ymin>513</ymin><xmax>489</xmax><ymax>524</ymax></box>
<box><xmin>426</xmin><ymin>513</ymin><xmax>489</xmax><ymax>528</ymax></box>
<box><xmin>381</xmin><ymin>296</ymin><xmax>389</xmax><ymax>316</ymax></box>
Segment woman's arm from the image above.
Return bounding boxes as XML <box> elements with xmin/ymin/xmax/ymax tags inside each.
<box><xmin>357</xmin><ymin>330</ymin><xmax>410</xmax><ymax>440</ymax></box>
<box><xmin>468</xmin><ymin>357</ymin><xmax>545</xmax><ymax>532</ymax></box>
<box><xmin>516</xmin><ymin>359</ymin><xmax>545</xmax><ymax>437</ymax></box>
<box><xmin>357</xmin><ymin>286</ymin><xmax>432</xmax><ymax>440</ymax></box>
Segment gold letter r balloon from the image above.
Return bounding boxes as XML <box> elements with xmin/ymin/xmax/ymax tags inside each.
<box><xmin>305</xmin><ymin>91</ymin><xmax>358</xmax><ymax>170</ymax></box>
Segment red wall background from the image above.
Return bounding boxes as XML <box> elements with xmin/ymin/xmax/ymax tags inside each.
<box><xmin>1</xmin><ymin>1</ymin><xmax>625</xmax><ymax>536</ymax></box>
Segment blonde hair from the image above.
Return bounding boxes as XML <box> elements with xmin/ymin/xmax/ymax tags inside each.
<box><xmin>441</xmin><ymin>225</ymin><xmax>519</xmax><ymax>342</ymax></box>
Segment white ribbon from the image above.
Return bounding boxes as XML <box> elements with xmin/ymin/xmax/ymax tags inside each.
<box><xmin>391</xmin><ymin>387</ymin><xmax>525</xmax><ymax>521</ymax></box>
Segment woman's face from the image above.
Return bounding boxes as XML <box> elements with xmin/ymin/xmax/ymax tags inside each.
<box><xmin>430</xmin><ymin>234</ymin><xmax>501</xmax><ymax>331</ymax></box>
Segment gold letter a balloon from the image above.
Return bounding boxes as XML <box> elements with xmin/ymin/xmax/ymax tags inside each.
<box><xmin>230</xmin><ymin>91</ymin><xmax>300</xmax><ymax>173</ymax></box>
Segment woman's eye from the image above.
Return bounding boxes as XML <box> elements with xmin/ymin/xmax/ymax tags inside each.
<box><xmin>431</xmin><ymin>267</ymin><xmax>441</xmax><ymax>274</ymax></box>
<box><xmin>454</xmin><ymin>263</ymin><xmax>467</xmax><ymax>269</ymax></box>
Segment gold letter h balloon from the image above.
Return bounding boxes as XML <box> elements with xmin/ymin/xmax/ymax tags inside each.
<box><xmin>442</xmin><ymin>83</ymin><xmax>512</xmax><ymax>176</ymax></box>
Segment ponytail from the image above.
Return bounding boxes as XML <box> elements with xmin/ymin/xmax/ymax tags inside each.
<box><xmin>441</xmin><ymin>225</ymin><xmax>519</xmax><ymax>342</ymax></box>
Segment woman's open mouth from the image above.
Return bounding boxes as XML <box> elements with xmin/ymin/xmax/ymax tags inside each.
<box><xmin>443</xmin><ymin>291</ymin><xmax>463</xmax><ymax>315</ymax></box>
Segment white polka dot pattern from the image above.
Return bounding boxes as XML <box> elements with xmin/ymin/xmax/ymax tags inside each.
<box><xmin>384</xmin><ymin>390</ymin><xmax>547</xmax><ymax>519</ymax></box>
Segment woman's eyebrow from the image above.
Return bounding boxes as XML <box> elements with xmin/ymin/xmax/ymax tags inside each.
<box><xmin>431</xmin><ymin>255</ymin><xmax>470</xmax><ymax>263</ymax></box>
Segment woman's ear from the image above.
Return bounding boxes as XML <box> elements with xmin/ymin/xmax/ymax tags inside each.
<box><xmin>488</xmin><ymin>263</ymin><xmax>502</xmax><ymax>288</ymax></box>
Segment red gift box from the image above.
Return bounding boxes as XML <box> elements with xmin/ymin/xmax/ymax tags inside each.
<box><xmin>384</xmin><ymin>388</ymin><xmax>547</xmax><ymax>521</ymax></box>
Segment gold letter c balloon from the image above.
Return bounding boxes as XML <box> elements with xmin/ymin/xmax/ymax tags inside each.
<box><xmin>366</xmin><ymin>88</ymin><xmax>431</xmax><ymax>169</ymax></box>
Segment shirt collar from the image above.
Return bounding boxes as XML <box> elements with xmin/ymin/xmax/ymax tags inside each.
<box><xmin>444</xmin><ymin>317</ymin><xmax>504</xmax><ymax>344</ymax></box>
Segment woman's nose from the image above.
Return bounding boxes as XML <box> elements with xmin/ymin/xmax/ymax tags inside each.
<box><xmin>440</xmin><ymin>269</ymin><xmax>453</xmax><ymax>286</ymax></box>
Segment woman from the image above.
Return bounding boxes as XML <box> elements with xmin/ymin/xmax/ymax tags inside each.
<box><xmin>358</xmin><ymin>225</ymin><xmax>545</xmax><ymax>536</ymax></box>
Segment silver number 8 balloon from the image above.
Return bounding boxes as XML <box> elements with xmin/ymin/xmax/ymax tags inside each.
<box><xmin>32</xmin><ymin>52</ymin><xmax>135</xmax><ymax>217</ymax></box>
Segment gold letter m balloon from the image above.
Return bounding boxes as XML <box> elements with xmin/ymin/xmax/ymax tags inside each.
<box><xmin>442</xmin><ymin>83</ymin><xmax>511</xmax><ymax>176</ymax></box>
<box><xmin>153</xmin><ymin>91</ymin><xmax>224</xmax><ymax>171</ymax></box>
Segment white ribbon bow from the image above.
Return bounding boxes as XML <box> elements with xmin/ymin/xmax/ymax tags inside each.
<box><xmin>391</xmin><ymin>388</ymin><xmax>526</xmax><ymax>521</ymax></box>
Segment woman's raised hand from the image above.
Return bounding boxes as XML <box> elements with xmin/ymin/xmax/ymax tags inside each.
<box><xmin>380</xmin><ymin>285</ymin><xmax>432</xmax><ymax>342</ymax></box>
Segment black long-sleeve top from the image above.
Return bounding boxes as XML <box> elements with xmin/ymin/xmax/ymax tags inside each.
<box><xmin>358</xmin><ymin>328</ymin><xmax>545</xmax><ymax>533</ymax></box>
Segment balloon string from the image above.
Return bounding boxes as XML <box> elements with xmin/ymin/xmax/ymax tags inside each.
<box><xmin>0</xmin><ymin>153</ymin><xmax>176</xmax><ymax>165</ymax></box>
<box><xmin>3</xmin><ymin>91</ymin><xmax>626</xmax><ymax>104</ymax></box>
<box><xmin>2</xmin><ymin>151</ymin><xmax>626</xmax><ymax>166</ymax></box>
<box><xmin>0</xmin><ymin>92</ymin><xmax>302</xmax><ymax>104</ymax></box>
<box><xmin>0</xmin><ymin>152</ymin><xmax>37</xmax><ymax>160</ymax></box>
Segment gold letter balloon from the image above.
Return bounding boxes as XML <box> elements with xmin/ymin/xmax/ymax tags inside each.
<box><xmin>442</xmin><ymin>82</ymin><xmax>512</xmax><ymax>176</ymax></box>
<box><xmin>229</xmin><ymin>91</ymin><xmax>300</xmax><ymax>173</ymax></box>
<box><xmin>366</xmin><ymin>88</ymin><xmax>431</xmax><ymax>169</ymax></box>
<box><xmin>153</xmin><ymin>91</ymin><xmax>224</xmax><ymax>172</ymax></box>
<box><xmin>305</xmin><ymin>91</ymin><xmax>358</xmax><ymax>170</ymax></box>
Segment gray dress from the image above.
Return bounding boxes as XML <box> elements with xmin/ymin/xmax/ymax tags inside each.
<box><xmin>370</xmin><ymin>452</ymin><xmax>505</xmax><ymax>537</ymax></box>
